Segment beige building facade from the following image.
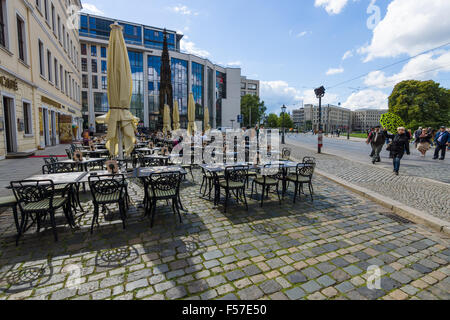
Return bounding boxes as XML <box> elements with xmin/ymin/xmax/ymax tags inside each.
<box><xmin>240</xmin><ymin>76</ymin><xmax>259</xmax><ymax>97</ymax></box>
<box><xmin>0</xmin><ymin>0</ymin><xmax>82</xmax><ymax>160</ymax></box>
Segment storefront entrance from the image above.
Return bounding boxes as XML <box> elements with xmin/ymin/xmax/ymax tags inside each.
<box><xmin>2</xmin><ymin>96</ymin><xmax>17</xmax><ymax>153</ymax></box>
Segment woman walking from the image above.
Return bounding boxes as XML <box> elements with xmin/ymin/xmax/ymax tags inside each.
<box><xmin>384</xmin><ymin>127</ymin><xmax>410</xmax><ymax>176</ymax></box>
<box><xmin>416</xmin><ymin>128</ymin><xmax>432</xmax><ymax>157</ymax></box>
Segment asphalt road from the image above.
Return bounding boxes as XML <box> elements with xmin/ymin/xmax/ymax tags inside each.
<box><xmin>286</xmin><ymin>133</ymin><xmax>450</xmax><ymax>184</ymax></box>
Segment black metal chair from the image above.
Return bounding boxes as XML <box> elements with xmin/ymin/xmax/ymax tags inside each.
<box><xmin>251</xmin><ymin>164</ymin><xmax>282</xmax><ymax>207</ymax></box>
<box><xmin>43</xmin><ymin>157</ymin><xmax>59</xmax><ymax>166</ymax></box>
<box><xmin>65</xmin><ymin>148</ymin><xmax>73</xmax><ymax>159</ymax></box>
<box><xmin>303</xmin><ymin>157</ymin><xmax>316</xmax><ymax>166</ymax></box>
<box><xmin>286</xmin><ymin>163</ymin><xmax>315</xmax><ymax>203</ymax></box>
<box><xmin>11</xmin><ymin>180</ymin><xmax>72</xmax><ymax>245</ymax></box>
<box><xmin>138</xmin><ymin>154</ymin><xmax>164</xmax><ymax>167</ymax></box>
<box><xmin>88</xmin><ymin>174</ymin><xmax>128</xmax><ymax>234</ymax></box>
<box><xmin>219</xmin><ymin>166</ymin><xmax>249</xmax><ymax>213</ymax></box>
<box><xmin>200</xmin><ymin>166</ymin><xmax>214</xmax><ymax>199</ymax></box>
<box><xmin>86</xmin><ymin>159</ymin><xmax>105</xmax><ymax>171</ymax></box>
<box><xmin>142</xmin><ymin>172</ymin><xmax>183</xmax><ymax>228</ymax></box>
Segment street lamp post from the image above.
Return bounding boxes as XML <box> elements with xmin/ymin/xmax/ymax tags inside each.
<box><xmin>281</xmin><ymin>105</ymin><xmax>287</xmax><ymax>145</ymax></box>
<box><xmin>314</xmin><ymin>86</ymin><xmax>325</xmax><ymax>153</ymax></box>
<box><xmin>231</xmin><ymin>120</ymin><xmax>235</xmax><ymax>130</ymax></box>
<box><xmin>347</xmin><ymin>112</ymin><xmax>351</xmax><ymax>140</ymax></box>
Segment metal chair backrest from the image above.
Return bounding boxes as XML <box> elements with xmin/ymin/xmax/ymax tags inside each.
<box><xmin>43</xmin><ymin>157</ymin><xmax>59</xmax><ymax>166</ymax></box>
<box><xmin>146</xmin><ymin>171</ymin><xmax>181</xmax><ymax>197</ymax></box>
<box><xmin>88</xmin><ymin>174</ymin><xmax>124</xmax><ymax>203</ymax></box>
<box><xmin>261</xmin><ymin>163</ymin><xmax>283</xmax><ymax>182</ymax></box>
<box><xmin>295</xmin><ymin>163</ymin><xmax>315</xmax><ymax>180</ymax></box>
<box><xmin>138</xmin><ymin>154</ymin><xmax>164</xmax><ymax>167</ymax></box>
<box><xmin>11</xmin><ymin>180</ymin><xmax>55</xmax><ymax>210</ymax></box>
<box><xmin>282</xmin><ymin>148</ymin><xmax>291</xmax><ymax>160</ymax></box>
<box><xmin>65</xmin><ymin>149</ymin><xmax>73</xmax><ymax>159</ymax></box>
<box><xmin>303</xmin><ymin>156</ymin><xmax>316</xmax><ymax>167</ymax></box>
<box><xmin>42</xmin><ymin>162</ymin><xmax>75</xmax><ymax>174</ymax></box>
<box><xmin>224</xmin><ymin>165</ymin><xmax>248</xmax><ymax>186</ymax></box>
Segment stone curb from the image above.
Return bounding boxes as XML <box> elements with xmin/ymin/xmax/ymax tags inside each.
<box><xmin>314</xmin><ymin>168</ymin><xmax>450</xmax><ymax>236</ymax></box>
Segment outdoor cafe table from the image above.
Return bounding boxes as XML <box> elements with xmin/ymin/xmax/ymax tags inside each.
<box><xmin>200</xmin><ymin>161</ymin><xmax>301</xmax><ymax>205</ymax></box>
<box><xmin>81</xmin><ymin>149</ymin><xmax>109</xmax><ymax>156</ymax></box>
<box><xmin>142</xmin><ymin>154</ymin><xmax>171</xmax><ymax>165</ymax></box>
<box><xmin>58</xmin><ymin>158</ymin><xmax>106</xmax><ymax>171</ymax></box>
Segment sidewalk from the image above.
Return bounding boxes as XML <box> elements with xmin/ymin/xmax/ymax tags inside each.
<box><xmin>285</xmin><ymin>140</ymin><xmax>450</xmax><ymax>224</ymax></box>
<box><xmin>0</xmin><ymin>144</ymin><xmax>70</xmax><ymax>197</ymax></box>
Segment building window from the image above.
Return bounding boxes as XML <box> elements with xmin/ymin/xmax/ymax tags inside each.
<box><xmin>92</xmin><ymin>75</ymin><xmax>98</xmax><ymax>89</ymax></box>
<box><xmin>241</xmin><ymin>82</ymin><xmax>246</xmax><ymax>89</ymax></box>
<box><xmin>148</xmin><ymin>55</ymin><xmax>161</xmax><ymax>115</ymax></box>
<box><xmin>91</xmin><ymin>59</ymin><xmax>97</xmax><ymax>73</ymax></box>
<box><xmin>62</xmin><ymin>26</ymin><xmax>66</xmax><ymax>50</ymax></box>
<box><xmin>23</xmin><ymin>102</ymin><xmax>32</xmax><ymax>135</ymax></box>
<box><xmin>38</xmin><ymin>40</ymin><xmax>45</xmax><ymax>76</ymax></box>
<box><xmin>91</xmin><ymin>45</ymin><xmax>97</xmax><ymax>57</ymax></box>
<box><xmin>82</xmin><ymin>91</ymin><xmax>88</xmax><ymax>112</ymax></box>
<box><xmin>81</xmin><ymin>43</ymin><xmax>86</xmax><ymax>55</ymax></box>
<box><xmin>51</xmin><ymin>3</ymin><xmax>55</xmax><ymax>33</ymax></box>
<box><xmin>81</xmin><ymin>58</ymin><xmax>87</xmax><ymax>72</ymax></box>
<box><xmin>57</xmin><ymin>15</ymin><xmax>61</xmax><ymax>41</ymax></box>
<box><xmin>101</xmin><ymin>46</ymin><xmax>106</xmax><ymax>58</ymax></box>
<box><xmin>82</xmin><ymin>74</ymin><xmax>88</xmax><ymax>88</ymax></box>
<box><xmin>101</xmin><ymin>60</ymin><xmax>107</xmax><ymax>74</ymax></box>
<box><xmin>44</xmin><ymin>0</ymin><xmax>49</xmax><ymax>22</ymax></box>
<box><xmin>0</xmin><ymin>0</ymin><xmax>8</xmax><ymax>48</ymax></box>
<box><xmin>54</xmin><ymin>58</ymin><xmax>58</xmax><ymax>87</ymax></box>
<box><xmin>94</xmin><ymin>92</ymin><xmax>108</xmax><ymax>113</ymax></box>
<box><xmin>17</xmin><ymin>15</ymin><xmax>26</xmax><ymax>62</ymax></box>
<box><xmin>47</xmin><ymin>50</ymin><xmax>52</xmax><ymax>83</ymax></box>
<box><xmin>101</xmin><ymin>76</ymin><xmax>107</xmax><ymax>90</ymax></box>
<box><xmin>191</xmin><ymin>62</ymin><xmax>204</xmax><ymax>120</ymax></box>
<box><xmin>60</xmin><ymin>65</ymin><xmax>63</xmax><ymax>92</ymax></box>
<box><xmin>248</xmin><ymin>83</ymin><xmax>257</xmax><ymax>90</ymax></box>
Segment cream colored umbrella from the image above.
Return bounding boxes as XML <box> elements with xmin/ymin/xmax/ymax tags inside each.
<box><xmin>173</xmin><ymin>100</ymin><xmax>180</xmax><ymax>131</ymax></box>
<box><xmin>187</xmin><ymin>92</ymin><xmax>197</xmax><ymax>136</ymax></box>
<box><xmin>162</xmin><ymin>104</ymin><xmax>172</xmax><ymax>134</ymax></box>
<box><xmin>100</xmin><ymin>22</ymin><xmax>136</xmax><ymax>158</ymax></box>
<box><xmin>204</xmin><ymin>106</ymin><xmax>211</xmax><ymax>132</ymax></box>
<box><xmin>96</xmin><ymin>113</ymin><xmax>140</xmax><ymax>126</ymax></box>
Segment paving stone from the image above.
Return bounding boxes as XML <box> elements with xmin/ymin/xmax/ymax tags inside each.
<box><xmin>285</xmin><ymin>287</ymin><xmax>306</xmax><ymax>300</ymax></box>
<box><xmin>225</xmin><ymin>270</ymin><xmax>246</xmax><ymax>282</ymax></box>
<box><xmin>259</xmin><ymin>280</ymin><xmax>283</xmax><ymax>294</ymax></box>
<box><xmin>166</xmin><ymin>286</ymin><xmax>187</xmax><ymax>299</ymax></box>
<box><xmin>335</xmin><ymin>281</ymin><xmax>355</xmax><ymax>293</ymax></box>
<box><xmin>301</xmin><ymin>280</ymin><xmax>322</xmax><ymax>293</ymax></box>
<box><xmin>126</xmin><ymin>279</ymin><xmax>149</xmax><ymax>292</ymax></box>
<box><xmin>316</xmin><ymin>275</ymin><xmax>336</xmax><ymax>287</ymax></box>
<box><xmin>206</xmin><ymin>275</ymin><xmax>226</xmax><ymax>288</ymax></box>
<box><xmin>286</xmin><ymin>272</ymin><xmax>307</xmax><ymax>284</ymax></box>
<box><xmin>203</xmin><ymin>250</ymin><xmax>224</xmax><ymax>261</ymax></box>
<box><xmin>217</xmin><ymin>293</ymin><xmax>238</xmax><ymax>300</ymax></box>
<box><xmin>331</xmin><ymin>269</ymin><xmax>351</xmax><ymax>282</ymax></box>
<box><xmin>315</xmin><ymin>262</ymin><xmax>336</xmax><ymax>274</ymax></box>
<box><xmin>237</xmin><ymin>285</ymin><xmax>264</xmax><ymax>300</ymax></box>
<box><xmin>302</xmin><ymin>267</ymin><xmax>322</xmax><ymax>280</ymax></box>
<box><xmin>243</xmin><ymin>265</ymin><xmax>262</xmax><ymax>276</ymax></box>
<box><xmin>356</xmin><ymin>287</ymin><xmax>385</xmax><ymax>300</ymax></box>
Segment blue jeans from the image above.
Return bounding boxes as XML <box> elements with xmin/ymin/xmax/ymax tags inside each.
<box><xmin>393</xmin><ymin>157</ymin><xmax>401</xmax><ymax>172</ymax></box>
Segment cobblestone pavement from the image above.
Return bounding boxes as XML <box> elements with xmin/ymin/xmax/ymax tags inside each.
<box><xmin>0</xmin><ymin>144</ymin><xmax>70</xmax><ymax>197</ymax></box>
<box><xmin>286</xmin><ymin>138</ymin><xmax>450</xmax><ymax>223</ymax></box>
<box><xmin>287</xmin><ymin>134</ymin><xmax>450</xmax><ymax>184</ymax></box>
<box><xmin>0</xmin><ymin>169</ymin><xmax>449</xmax><ymax>300</ymax></box>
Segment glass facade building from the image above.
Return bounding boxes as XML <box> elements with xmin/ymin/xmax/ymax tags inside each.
<box><xmin>80</xmin><ymin>13</ymin><xmax>241</xmax><ymax>132</ymax></box>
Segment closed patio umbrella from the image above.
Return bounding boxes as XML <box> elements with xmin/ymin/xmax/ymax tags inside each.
<box><xmin>173</xmin><ymin>100</ymin><xmax>180</xmax><ymax>131</ymax></box>
<box><xmin>162</xmin><ymin>104</ymin><xmax>172</xmax><ymax>134</ymax></box>
<box><xmin>98</xmin><ymin>22</ymin><xmax>136</xmax><ymax>158</ymax></box>
<box><xmin>187</xmin><ymin>92</ymin><xmax>197</xmax><ymax>136</ymax></box>
<box><xmin>204</xmin><ymin>105</ymin><xmax>211</xmax><ymax>132</ymax></box>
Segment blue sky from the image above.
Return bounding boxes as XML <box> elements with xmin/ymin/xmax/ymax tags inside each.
<box><xmin>80</xmin><ymin>0</ymin><xmax>450</xmax><ymax>114</ymax></box>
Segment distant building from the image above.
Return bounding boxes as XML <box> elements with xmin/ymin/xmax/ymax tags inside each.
<box><xmin>240</xmin><ymin>76</ymin><xmax>260</xmax><ymax>97</ymax></box>
<box><xmin>352</xmin><ymin>109</ymin><xmax>388</xmax><ymax>132</ymax></box>
<box><xmin>303</xmin><ymin>104</ymin><xmax>352</xmax><ymax>132</ymax></box>
<box><xmin>292</xmin><ymin>109</ymin><xmax>304</xmax><ymax>128</ymax></box>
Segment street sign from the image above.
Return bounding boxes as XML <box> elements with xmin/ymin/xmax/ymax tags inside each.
<box><xmin>237</xmin><ymin>115</ymin><xmax>243</xmax><ymax>123</ymax></box>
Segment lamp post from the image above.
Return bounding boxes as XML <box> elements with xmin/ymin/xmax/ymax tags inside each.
<box><xmin>281</xmin><ymin>104</ymin><xmax>287</xmax><ymax>145</ymax></box>
<box><xmin>314</xmin><ymin>86</ymin><xmax>325</xmax><ymax>153</ymax></box>
<box><xmin>347</xmin><ymin>111</ymin><xmax>351</xmax><ymax>140</ymax></box>
<box><xmin>231</xmin><ymin>120</ymin><xmax>235</xmax><ymax>130</ymax></box>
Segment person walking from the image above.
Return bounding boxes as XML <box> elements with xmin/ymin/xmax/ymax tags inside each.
<box><xmin>89</xmin><ymin>123</ymin><xmax>95</xmax><ymax>139</ymax></box>
<box><xmin>433</xmin><ymin>126</ymin><xmax>450</xmax><ymax>160</ymax></box>
<box><xmin>367</xmin><ymin>126</ymin><xmax>385</xmax><ymax>164</ymax></box>
<box><xmin>416</xmin><ymin>128</ymin><xmax>432</xmax><ymax>157</ymax></box>
<box><xmin>414</xmin><ymin>127</ymin><xmax>422</xmax><ymax>148</ymax></box>
<box><xmin>384</xmin><ymin>127</ymin><xmax>410</xmax><ymax>176</ymax></box>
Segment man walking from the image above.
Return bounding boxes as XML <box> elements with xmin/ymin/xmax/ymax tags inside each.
<box><xmin>414</xmin><ymin>127</ymin><xmax>422</xmax><ymax>148</ymax></box>
<box><xmin>433</xmin><ymin>126</ymin><xmax>450</xmax><ymax>160</ymax></box>
<box><xmin>367</xmin><ymin>126</ymin><xmax>385</xmax><ymax>164</ymax></box>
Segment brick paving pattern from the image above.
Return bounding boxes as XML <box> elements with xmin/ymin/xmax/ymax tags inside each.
<box><xmin>0</xmin><ymin>169</ymin><xmax>449</xmax><ymax>300</ymax></box>
<box><xmin>286</xmin><ymin>139</ymin><xmax>450</xmax><ymax>222</ymax></box>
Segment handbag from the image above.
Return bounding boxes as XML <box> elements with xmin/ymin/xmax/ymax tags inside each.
<box><xmin>386</xmin><ymin>142</ymin><xmax>393</xmax><ymax>152</ymax></box>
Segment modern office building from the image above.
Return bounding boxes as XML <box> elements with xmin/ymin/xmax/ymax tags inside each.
<box><xmin>303</xmin><ymin>104</ymin><xmax>353</xmax><ymax>132</ymax></box>
<box><xmin>292</xmin><ymin>109</ymin><xmax>304</xmax><ymax>128</ymax></box>
<box><xmin>0</xmin><ymin>0</ymin><xmax>83</xmax><ymax>159</ymax></box>
<box><xmin>240</xmin><ymin>76</ymin><xmax>260</xmax><ymax>98</ymax></box>
<box><xmin>352</xmin><ymin>109</ymin><xmax>388</xmax><ymax>132</ymax></box>
<box><xmin>79</xmin><ymin>13</ymin><xmax>242</xmax><ymax>132</ymax></box>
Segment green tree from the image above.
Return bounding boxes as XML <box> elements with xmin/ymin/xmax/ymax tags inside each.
<box><xmin>241</xmin><ymin>94</ymin><xmax>267</xmax><ymax>127</ymax></box>
<box><xmin>388</xmin><ymin>80</ymin><xmax>450</xmax><ymax>129</ymax></box>
<box><xmin>266</xmin><ymin>113</ymin><xmax>279</xmax><ymax>128</ymax></box>
<box><xmin>278</xmin><ymin>113</ymin><xmax>294</xmax><ymax>129</ymax></box>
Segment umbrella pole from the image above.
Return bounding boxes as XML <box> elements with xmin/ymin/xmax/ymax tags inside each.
<box><xmin>118</xmin><ymin>122</ymin><xmax>124</xmax><ymax>160</ymax></box>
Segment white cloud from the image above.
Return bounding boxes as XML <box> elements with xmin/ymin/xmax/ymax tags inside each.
<box><xmin>169</xmin><ymin>5</ymin><xmax>198</xmax><ymax>16</ymax></box>
<box><xmin>261</xmin><ymin>81</ymin><xmax>339</xmax><ymax>112</ymax></box>
<box><xmin>226</xmin><ymin>61</ymin><xmax>242</xmax><ymax>67</ymax></box>
<box><xmin>342</xmin><ymin>50</ymin><xmax>353</xmax><ymax>60</ymax></box>
<box><xmin>342</xmin><ymin>89</ymin><xmax>388</xmax><ymax>110</ymax></box>
<box><xmin>326</xmin><ymin>67</ymin><xmax>344</xmax><ymax>75</ymax></box>
<box><xmin>81</xmin><ymin>3</ymin><xmax>104</xmax><ymax>15</ymax></box>
<box><xmin>364</xmin><ymin>51</ymin><xmax>450</xmax><ymax>88</ymax></box>
<box><xmin>180</xmin><ymin>40</ymin><xmax>210</xmax><ymax>58</ymax></box>
<box><xmin>314</xmin><ymin>0</ymin><xmax>351</xmax><ymax>15</ymax></box>
<box><xmin>296</xmin><ymin>31</ymin><xmax>308</xmax><ymax>38</ymax></box>
<box><xmin>360</xmin><ymin>0</ymin><xmax>450</xmax><ymax>62</ymax></box>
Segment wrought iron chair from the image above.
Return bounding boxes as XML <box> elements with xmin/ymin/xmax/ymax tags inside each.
<box><xmin>142</xmin><ymin>172</ymin><xmax>183</xmax><ymax>228</ymax></box>
<box><xmin>65</xmin><ymin>148</ymin><xmax>73</xmax><ymax>159</ymax></box>
<box><xmin>10</xmin><ymin>180</ymin><xmax>72</xmax><ymax>245</ymax></box>
<box><xmin>219</xmin><ymin>166</ymin><xmax>249</xmax><ymax>213</ymax></box>
<box><xmin>251</xmin><ymin>164</ymin><xmax>282</xmax><ymax>207</ymax></box>
<box><xmin>86</xmin><ymin>159</ymin><xmax>105</xmax><ymax>171</ymax></box>
<box><xmin>138</xmin><ymin>154</ymin><xmax>164</xmax><ymax>167</ymax></box>
<box><xmin>282</xmin><ymin>148</ymin><xmax>292</xmax><ymax>160</ymax></box>
<box><xmin>88</xmin><ymin>174</ymin><xmax>128</xmax><ymax>234</ymax></box>
<box><xmin>303</xmin><ymin>156</ymin><xmax>317</xmax><ymax>167</ymax></box>
<box><xmin>43</xmin><ymin>157</ymin><xmax>59</xmax><ymax>166</ymax></box>
<box><xmin>200</xmin><ymin>166</ymin><xmax>214</xmax><ymax>199</ymax></box>
<box><xmin>286</xmin><ymin>163</ymin><xmax>315</xmax><ymax>203</ymax></box>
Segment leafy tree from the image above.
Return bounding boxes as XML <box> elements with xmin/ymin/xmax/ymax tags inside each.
<box><xmin>278</xmin><ymin>113</ymin><xmax>294</xmax><ymax>129</ymax></box>
<box><xmin>388</xmin><ymin>80</ymin><xmax>450</xmax><ymax>129</ymax></box>
<box><xmin>266</xmin><ymin>113</ymin><xmax>279</xmax><ymax>128</ymax></box>
<box><xmin>241</xmin><ymin>95</ymin><xmax>267</xmax><ymax>127</ymax></box>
